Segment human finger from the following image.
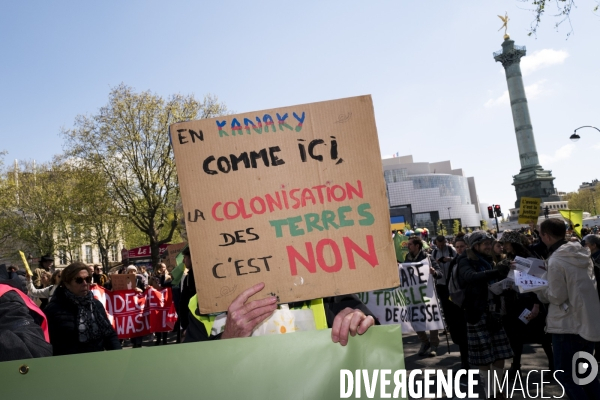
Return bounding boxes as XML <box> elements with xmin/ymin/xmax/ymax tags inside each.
<box><xmin>229</xmin><ymin>282</ymin><xmax>266</xmax><ymax>310</ymax></box>
<box><xmin>338</xmin><ymin>311</ymin><xmax>358</xmax><ymax>346</ymax></box>
<box><xmin>357</xmin><ymin>315</ymin><xmax>375</xmax><ymax>335</ymax></box>
<box><xmin>245</xmin><ymin>304</ymin><xmax>278</xmax><ymax>327</ymax></box>
<box><xmin>242</xmin><ymin>296</ymin><xmax>278</xmax><ymax>315</ymax></box>
<box><xmin>348</xmin><ymin>311</ymin><xmax>365</xmax><ymax>337</ymax></box>
<box><xmin>331</xmin><ymin>308</ymin><xmax>354</xmax><ymax>343</ymax></box>
<box><xmin>242</xmin><ymin>301</ymin><xmax>277</xmax><ymax>323</ymax></box>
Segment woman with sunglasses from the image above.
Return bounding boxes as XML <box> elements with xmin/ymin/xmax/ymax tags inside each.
<box><xmin>44</xmin><ymin>262</ymin><xmax>121</xmax><ymax>355</ymax></box>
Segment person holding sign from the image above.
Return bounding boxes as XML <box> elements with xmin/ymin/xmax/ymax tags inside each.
<box><xmin>497</xmin><ymin>230</ymin><xmax>553</xmax><ymax>379</ymax></box>
<box><xmin>184</xmin><ymin>283</ymin><xmax>375</xmax><ymax>345</ymax></box>
<box><xmin>536</xmin><ymin>219</ymin><xmax>600</xmax><ymax>399</ymax></box>
<box><xmin>457</xmin><ymin>231</ymin><xmax>512</xmax><ymax>398</ymax></box>
<box><xmin>405</xmin><ymin>237</ymin><xmax>443</xmax><ymax>357</ymax></box>
<box><xmin>33</xmin><ymin>255</ymin><xmax>54</xmax><ymax>310</ymax></box>
<box><xmin>44</xmin><ymin>263</ymin><xmax>121</xmax><ymax>356</ymax></box>
<box><xmin>26</xmin><ymin>270</ymin><xmax>61</xmax><ymax>302</ymax></box>
<box><xmin>182</xmin><ymin>248</ymin><xmax>375</xmax><ymax>344</ymax></box>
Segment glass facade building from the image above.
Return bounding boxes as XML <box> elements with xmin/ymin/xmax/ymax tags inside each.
<box><xmin>383</xmin><ymin>156</ymin><xmax>482</xmax><ymax>231</ymax></box>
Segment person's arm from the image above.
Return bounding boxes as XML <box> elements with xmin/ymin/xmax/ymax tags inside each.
<box><xmin>458</xmin><ymin>257</ymin><xmax>506</xmax><ymax>285</ymax></box>
<box><xmin>428</xmin><ymin>256</ymin><xmax>443</xmax><ymax>279</ymax></box>
<box><xmin>25</xmin><ymin>276</ymin><xmax>53</xmax><ymax>298</ymax></box>
<box><xmin>540</xmin><ymin>258</ymin><xmax>569</xmax><ymax>305</ymax></box>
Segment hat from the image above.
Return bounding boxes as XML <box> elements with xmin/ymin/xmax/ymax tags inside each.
<box><xmin>126</xmin><ymin>265</ymin><xmax>138</xmax><ymax>272</ymax></box>
<box><xmin>467</xmin><ymin>231</ymin><xmax>493</xmax><ymax>247</ymax></box>
<box><xmin>499</xmin><ymin>230</ymin><xmax>522</xmax><ymax>245</ymax></box>
<box><xmin>40</xmin><ymin>255</ymin><xmax>54</xmax><ymax>263</ymax></box>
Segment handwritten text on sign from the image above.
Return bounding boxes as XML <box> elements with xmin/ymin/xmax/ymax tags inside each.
<box><xmin>171</xmin><ymin>96</ymin><xmax>398</xmax><ymax>313</ymax></box>
<box><xmin>357</xmin><ymin>260</ymin><xmax>444</xmax><ymax>334</ymax></box>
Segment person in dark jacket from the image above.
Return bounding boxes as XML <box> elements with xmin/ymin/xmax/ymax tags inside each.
<box><xmin>444</xmin><ymin>236</ymin><xmax>469</xmax><ymax>369</ymax></box>
<box><xmin>6</xmin><ymin>265</ymin><xmax>28</xmax><ymax>294</ymax></box>
<box><xmin>44</xmin><ymin>262</ymin><xmax>121</xmax><ymax>356</ymax></box>
<box><xmin>0</xmin><ymin>265</ymin><xmax>53</xmax><ymax>361</ymax></box>
<box><xmin>179</xmin><ymin>246</ymin><xmax>196</xmax><ymax>333</ymax></box>
<box><xmin>498</xmin><ymin>230</ymin><xmax>553</xmax><ymax>377</ymax></box>
<box><xmin>583</xmin><ymin>234</ymin><xmax>600</xmax><ymax>361</ymax></box>
<box><xmin>458</xmin><ymin>231</ymin><xmax>511</xmax><ymax>398</ymax></box>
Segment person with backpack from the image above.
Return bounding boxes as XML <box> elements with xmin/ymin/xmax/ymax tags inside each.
<box><xmin>405</xmin><ymin>236</ymin><xmax>443</xmax><ymax>357</ymax></box>
<box><xmin>457</xmin><ymin>231</ymin><xmax>512</xmax><ymax>398</ymax></box>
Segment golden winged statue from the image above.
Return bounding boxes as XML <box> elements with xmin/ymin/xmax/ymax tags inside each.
<box><xmin>498</xmin><ymin>12</ymin><xmax>510</xmax><ymax>39</ymax></box>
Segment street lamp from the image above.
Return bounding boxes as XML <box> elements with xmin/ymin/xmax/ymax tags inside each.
<box><xmin>570</xmin><ymin>126</ymin><xmax>600</xmax><ymax>142</ymax></box>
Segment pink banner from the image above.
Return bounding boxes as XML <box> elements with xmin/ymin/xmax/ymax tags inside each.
<box><xmin>127</xmin><ymin>244</ymin><xmax>169</xmax><ymax>260</ymax></box>
<box><xmin>91</xmin><ymin>284</ymin><xmax>177</xmax><ymax>339</ymax></box>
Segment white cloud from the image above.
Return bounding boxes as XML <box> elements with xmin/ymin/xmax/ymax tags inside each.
<box><xmin>539</xmin><ymin>143</ymin><xmax>576</xmax><ymax>165</ymax></box>
<box><xmin>484</xmin><ymin>80</ymin><xmax>548</xmax><ymax>107</ymax></box>
<box><xmin>484</xmin><ymin>90</ymin><xmax>509</xmax><ymax>107</ymax></box>
<box><xmin>520</xmin><ymin>49</ymin><xmax>569</xmax><ymax>76</ymax></box>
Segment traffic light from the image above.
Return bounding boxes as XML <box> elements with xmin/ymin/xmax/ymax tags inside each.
<box><xmin>488</xmin><ymin>206</ymin><xmax>494</xmax><ymax>219</ymax></box>
<box><xmin>494</xmin><ymin>204</ymin><xmax>502</xmax><ymax>217</ymax></box>
<box><xmin>544</xmin><ymin>206</ymin><xmax>550</xmax><ymax>219</ymax></box>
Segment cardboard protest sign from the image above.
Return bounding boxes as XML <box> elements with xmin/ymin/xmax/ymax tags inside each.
<box><xmin>357</xmin><ymin>260</ymin><xmax>444</xmax><ymax>334</ymax></box>
<box><xmin>91</xmin><ymin>285</ymin><xmax>177</xmax><ymax>339</ymax></box>
<box><xmin>518</xmin><ymin>197</ymin><xmax>541</xmax><ymax>224</ymax></box>
<box><xmin>110</xmin><ymin>274</ymin><xmax>138</xmax><ymax>291</ymax></box>
<box><xmin>164</xmin><ymin>242</ymin><xmax>187</xmax><ymax>269</ymax></box>
<box><xmin>171</xmin><ymin>95</ymin><xmax>398</xmax><ymax>313</ymax></box>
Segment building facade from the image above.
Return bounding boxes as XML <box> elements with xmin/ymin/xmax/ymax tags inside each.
<box><xmin>383</xmin><ymin>156</ymin><xmax>482</xmax><ymax>235</ymax></box>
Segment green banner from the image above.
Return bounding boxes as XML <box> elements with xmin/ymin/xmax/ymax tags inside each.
<box><xmin>1</xmin><ymin>325</ymin><xmax>405</xmax><ymax>400</ymax></box>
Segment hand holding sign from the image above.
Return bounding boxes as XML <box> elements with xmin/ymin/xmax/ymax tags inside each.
<box><xmin>331</xmin><ymin>308</ymin><xmax>375</xmax><ymax>346</ymax></box>
<box><xmin>221</xmin><ymin>282</ymin><xmax>278</xmax><ymax>339</ymax></box>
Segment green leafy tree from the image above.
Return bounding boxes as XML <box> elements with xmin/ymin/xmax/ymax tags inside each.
<box><xmin>481</xmin><ymin>220</ymin><xmax>489</xmax><ymax>230</ymax></box>
<box><xmin>564</xmin><ymin>190</ymin><xmax>598</xmax><ymax>215</ymax></box>
<box><xmin>1</xmin><ymin>160</ymin><xmax>71</xmax><ymax>260</ymax></box>
<box><xmin>437</xmin><ymin>220</ymin><xmax>448</xmax><ymax>236</ymax></box>
<box><xmin>452</xmin><ymin>219</ymin><xmax>461</xmax><ymax>235</ymax></box>
<box><xmin>63</xmin><ymin>84</ymin><xmax>229</xmax><ymax>268</ymax></box>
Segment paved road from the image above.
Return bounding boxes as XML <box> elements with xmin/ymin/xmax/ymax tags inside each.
<box><xmin>402</xmin><ymin>332</ymin><xmax>565</xmax><ymax>399</ymax></box>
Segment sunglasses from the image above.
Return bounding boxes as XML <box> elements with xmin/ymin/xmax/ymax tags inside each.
<box><xmin>74</xmin><ymin>276</ymin><xmax>92</xmax><ymax>284</ymax></box>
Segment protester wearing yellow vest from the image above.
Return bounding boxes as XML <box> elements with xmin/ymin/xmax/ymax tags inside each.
<box><xmin>184</xmin><ymin>282</ymin><xmax>377</xmax><ymax>345</ymax></box>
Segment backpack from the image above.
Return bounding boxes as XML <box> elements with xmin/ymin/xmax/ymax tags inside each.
<box><xmin>447</xmin><ymin>259</ymin><xmax>466</xmax><ymax>308</ymax></box>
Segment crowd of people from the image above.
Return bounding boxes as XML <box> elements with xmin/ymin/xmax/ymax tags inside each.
<box><xmin>2</xmin><ymin>219</ymin><xmax>600</xmax><ymax>399</ymax></box>
<box><xmin>396</xmin><ymin>219</ymin><xmax>600</xmax><ymax>399</ymax></box>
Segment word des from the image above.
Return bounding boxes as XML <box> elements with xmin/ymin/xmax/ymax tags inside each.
<box><xmin>218</xmin><ymin>228</ymin><xmax>260</xmax><ymax>247</ymax></box>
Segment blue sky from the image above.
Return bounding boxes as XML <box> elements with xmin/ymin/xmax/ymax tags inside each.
<box><xmin>1</xmin><ymin>1</ymin><xmax>599</xmax><ymax>213</ymax></box>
